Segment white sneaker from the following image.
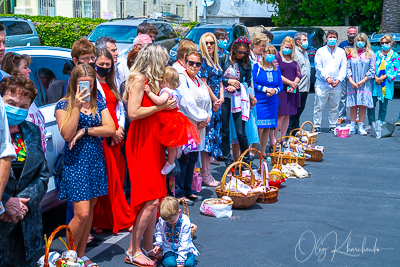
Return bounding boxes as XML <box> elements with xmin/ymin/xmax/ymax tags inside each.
<box><xmin>358</xmin><ymin>126</ymin><xmax>367</xmax><ymax>136</ymax></box>
<box><xmin>348</xmin><ymin>124</ymin><xmax>356</xmax><ymax>134</ymax></box>
<box><xmin>161</xmin><ymin>162</ymin><xmax>176</xmax><ymax>175</ymax></box>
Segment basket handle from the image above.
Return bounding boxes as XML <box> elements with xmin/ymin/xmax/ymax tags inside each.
<box><xmin>289</xmin><ymin>128</ymin><xmax>307</xmax><ymax>137</ymax></box>
<box><xmin>261</xmin><ymin>161</ymin><xmax>269</xmax><ymax>189</ymax></box>
<box><xmin>221</xmin><ymin>161</ymin><xmax>255</xmax><ymax>191</ymax></box>
<box><xmin>300</xmin><ymin>121</ymin><xmax>314</xmax><ymax>133</ymax></box>
<box><xmin>44</xmin><ymin>225</ymin><xmax>76</xmax><ymax>266</ymax></box>
<box><xmin>236</xmin><ymin>148</ymin><xmax>265</xmax><ymax>173</ymax></box>
<box><xmin>182</xmin><ymin>201</ymin><xmax>190</xmax><ymax>218</ymax></box>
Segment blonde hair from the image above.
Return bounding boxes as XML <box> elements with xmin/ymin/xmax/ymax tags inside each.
<box><xmin>252</xmin><ymin>33</ymin><xmax>269</xmax><ymax>47</ymax></box>
<box><xmin>351</xmin><ymin>33</ymin><xmax>373</xmax><ymax>59</ymax></box>
<box><xmin>279</xmin><ymin>36</ymin><xmax>297</xmax><ymax>62</ymax></box>
<box><xmin>124</xmin><ymin>44</ymin><xmax>169</xmax><ymax>100</ymax></box>
<box><xmin>159</xmin><ymin>196</ymin><xmax>179</xmax><ymax>221</ymax></box>
<box><xmin>260</xmin><ymin>45</ymin><xmax>278</xmax><ymax>71</ymax></box>
<box><xmin>163</xmin><ymin>66</ymin><xmax>180</xmax><ymax>89</ymax></box>
<box><xmin>380</xmin><ymin>34</ymin><xmax>394</xmax><ymax>44</ymax></box>
<box><xmin>199</xmin><ymin>32</ymin><xmax>221</xmax><ymax>71</ymax></box>
<box><xmin>58</xmin><ymin>64</ymin><xmax>98</xmax><ymax>132</ymax></box>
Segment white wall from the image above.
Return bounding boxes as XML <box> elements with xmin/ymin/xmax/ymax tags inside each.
<box><xmin>55</xmin><ymin>0</ymin><xmax>73</xmax><ymax>17</ymax></box>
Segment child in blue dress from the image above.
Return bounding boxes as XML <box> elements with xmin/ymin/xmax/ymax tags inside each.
<box><xmin>153</xmin><ymin>196</ymin><xmax>199</xmax><ymax>267</ymax></box>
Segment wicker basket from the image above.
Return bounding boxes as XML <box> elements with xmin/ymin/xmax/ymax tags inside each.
<box><xmin>270</xmin><ymin>136</ymin><xmax>306</xmax><ymax>166</ymax></box>
<box><xmin>289</xmin><ymin>130</ymin><xmax>324</xmax><ymax>162</ymax></box>
<box><xmin>215</xmin><ymin>161</ymin><xmax>260</xmax><ymax>209</ymax></box>
<box><xmin>235</xmin><ymin>148</ymin><xmax>265</xmax><ymax>185</ymax></box>
<box><xmin>44</xmin><ymin>225</ymin><xmax>76</xmax><ymax>267</ymax></box>
<box><xmin>300</xmin><ymin>121</ymin><xmax>318</xmax><ymax>144</ymax></box>
<box><xmin>256</xmin><ymin>186</ymin><xmax>279</xmax><ymax>203</ymax></box>
<box><xmin>182</xmin><ymin>201</ymin><xmax>197</xmax><ymax>238</ymax></box>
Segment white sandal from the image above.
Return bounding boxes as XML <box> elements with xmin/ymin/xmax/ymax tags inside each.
<box><xmin>125</xmin><ymin>251</ymin><xmax>155</xmax><ymax>266</ymax></box>
<box><xmin>80</xmin><ymin>256</ymin><xmax>98</xmax><ymax>267</ymax></box>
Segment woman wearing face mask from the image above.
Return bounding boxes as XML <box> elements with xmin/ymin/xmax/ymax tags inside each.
<box><xmin>55</xmin><ymin>65</ymin><xmax>115</xmax><ymax>267</ymax></box>
<box><xmin>253</xmin><ymin>45</ymin><xmax>283</xmax><ymax>156</ymax></box>
<box><xmin>0</xmin><ymin>75</ymin><xmax>49</xmax><ymax>267</ymax></box>
<box><xmin>250</xmin><ymin>33</ymin><xmax>269</xmax><ymax>64</ymax></box>
<box><xmin>274</xmin><ymin>36</ymin><xmax>301</xmax><ymax>148</ymax></box>
<box><xmin>91</xmin><ymin>48</ymin><xmax>131</xmax><ymax>235</ymax></box>
<box><xmin>368</xmin><ymin>34</ymin><xmax>400</xmax><ymax>127</ymax></box>
<box><xmin>346</xmin><ymin>33</ymin><xmax>376</xmax><ymax>135</ymax></box>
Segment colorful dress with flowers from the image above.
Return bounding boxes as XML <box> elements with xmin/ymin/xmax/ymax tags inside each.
<box><xmin>198</xmin><ymin>59</ymin><xmax>223</xmax><ymax>158</ymax></box>
<box><xmin>372</xmin><ymin>49</ymin><xmax>400</xmax><ymax>101</ymax></box>
<box><xmin>346</xmin><ymin>51</ymin><xmax>376</xmax><ymax>108</ymax></box>
<box><xmin>154</xmin><ymin>213</ymin><xmax>199</xmax><ymax>265</ymax></box>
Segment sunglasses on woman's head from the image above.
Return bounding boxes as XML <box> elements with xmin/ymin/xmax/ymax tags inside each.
<box><xmin>188</xmin><ymin>61</ymin><xmax>202</xmax><ymax>67</ymax></box>
<box><xmin>236</xmin><ymin>50</ymin><xmax>248</xmax><ymax>55</ymax></box>
<box><xmin>205</xmin><ymin>41</ymin><xmax>215</xmax><ymax>46</ymax></box>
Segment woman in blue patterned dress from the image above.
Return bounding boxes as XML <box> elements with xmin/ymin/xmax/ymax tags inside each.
<box><xmin>55</xmin><ymin>64</ymin><xmax>115</xmax><ymax>267</ymax></box>
<box><xmin>198</xmin><ymin>32</ymin><xmax>224</xmax><ymax>186</ymax></box>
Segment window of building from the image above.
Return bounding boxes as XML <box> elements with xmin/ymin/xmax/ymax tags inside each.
<box><xmin>176</xmin><ymin>5</ymin><xmax>184</xmax><ymax>17</ymax></box>
<box><xmin>39</xmin><ymin>0</ymin><xmax>56</xmax><ymax>16</ymax></box>
<box><xmin>189</xmin><ymin>2</ymin><xmax>192</xmax><ymax>7</ymax></box>
<box><xmin>153</xmin><ymin>0</ymin><xmax>156</xmax><ymax>5</ymax></box>
<box><xmin>143</xmin><ymin>2</ymin><xmax>147</xmax><ymax>16</ymax></box>
<box><xmin>161</xmin><ymin>4</ymin><xmax>170</xmax><ymax>13</ymax></box>
<box><xmin>119</xmin><ymin>0</ymin><xmax>125</xmax><ymax>18</ymax></box>
<box><xmin>73</xmin><ymin>0</ymin><xmax>101</xmax><ymax>19</ymax></box>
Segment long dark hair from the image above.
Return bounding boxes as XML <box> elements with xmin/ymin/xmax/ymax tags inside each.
<box><xmin>230</xmin><ymin>36</ymin><xmax>251</xmax><ymax>68</ymax></box>
<box><xmin>95</xmin><ymin>48</ymin><xmax>121</xmax><ymax>101</ymax></box>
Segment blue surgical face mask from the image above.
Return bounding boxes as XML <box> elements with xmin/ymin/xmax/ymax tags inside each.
<box><xmin>4</xmin><ymin>104</ymin><xmax>29</xmax><ymax>126</ymax></box>
<box><xmin>382</xmin><ymin>43</ymin><xmax>391</xmax><ymax>51</ymax></box>
<box><xmin>267</xmin><ymin>42</ymin><xmax>271</xmax><ymax>45</ymax></box>
<box><xmin>301</xmin><ymin>41</ymin><xmax>309</xmax><ymax>49</ymax></box>
<box><xmin>265</xmin><ymin>54</ymin><xmax>276</xmax><ymax>63</ymax></box>
<box><xmin>327</xmin><ymin>38</ymin><xmax>337</xmax><ymax>46</ymax></box>
<box><xmin>218</xmin><ymin>39</ymin><xmax>229</xmax><ymax>50</ymax></box>
<box><xmin>282</xmin><ymin>48</ymin><xmax>292</xmax><ymax>55</ymax></box>
<box><xmin>356</xmin><ymin>41</ymin><xmax>365</xmax><ymax>48</ymax></box>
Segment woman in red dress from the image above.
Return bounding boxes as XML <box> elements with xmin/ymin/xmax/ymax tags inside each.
<box><xmin>92</xmin><ymin>49</ymin><xmax>131</xmax><ymax>233</ymax></box>
<box><xmin>124</xmin><ymin>44</ymin><xmax>177</xmax><ymax>266</ymax></box>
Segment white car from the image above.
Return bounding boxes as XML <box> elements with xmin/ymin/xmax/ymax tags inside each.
<box><xmin>6</xmin><ymin>46</ymin><xmax>72</xmax><ymax>212</ymax></box>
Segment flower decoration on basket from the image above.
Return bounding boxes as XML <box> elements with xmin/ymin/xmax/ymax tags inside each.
<box><xmin>235</xmin><ymin>38</ymin><xmax>251</xmax><ymax>45</ymax></box>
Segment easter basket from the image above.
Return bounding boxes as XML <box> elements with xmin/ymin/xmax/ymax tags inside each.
<box><xmin>256</xmin><ymin>161</ymin><xmax>279</xmax><ymax>204</ymax></box>
<box><xmin>215</xmin><ymin>161</ymin><xmax>260</xmax><ymax>209</ymax></box>
<box><xmin>270</xmin><ymin>136</ymin><xmax>306</xmax><ymax>166</ymax></box>
<box><xmin>235</xmin><ymin>148</ymin><xmax>265</xmax><ymax>186</ymax></box>
<box><xmin>268</xmin><ymin>153</ymin><xmax>287</xmax><ymax>188</ymax></box>
<box><xmin>298</xmin><ymin>121</ymin><xmax>319</xmax><ymax>144</ymax></box>
<box><xmin>290</xmin><ymin>129</ymin><xmax>324</xmax><ymax>162</ymax></box>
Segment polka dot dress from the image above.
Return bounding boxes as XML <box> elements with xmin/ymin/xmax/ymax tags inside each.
<box><xmin>55</xmin><ymin>100</ymin><xmax>108</xmax><ymax>202</ymax></box>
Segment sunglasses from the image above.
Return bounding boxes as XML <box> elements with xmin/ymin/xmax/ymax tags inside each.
<box><xmin>236</xmin><ymin>50</ymin><xmax>248</xmax><ymax>55</ymax></box>
<box><xmin>381</xmin><ymin>42</ymin><xmax>390</xmax><ymax>45</ymax></box>
<box><xmin>188</xmin><ymin>61</ymin><xmax>202</xmax><ymax>67</ymax></box>
<box><xmin>205</xmin><ymin>41</ymin><xmax>215</xmax><ymax>46</ymax></box>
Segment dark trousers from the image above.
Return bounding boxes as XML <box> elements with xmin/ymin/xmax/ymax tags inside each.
<box><xmin>175</xmin><ymin>151</ymin><xmax>199</xmax><ymax>198</ymax></box>
<box><xmin>221</xmin><ymin>97</ymin><xmax>248</xmax><ymax>165</ymax></box>
<box><xmin>289</xmin><ymin>92</ymin><xmax>309</xmax><ymax>132</ymax></box>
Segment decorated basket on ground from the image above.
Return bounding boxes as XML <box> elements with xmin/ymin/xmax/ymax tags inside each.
<box><xmin>235</xmin><ymin>148</ymin><xmax>265</xmax><ymax>186</ymax></box>
<box><xmin>215</xmin><ymin>161</ymin><xmax>260</xmax><ymax>209</ymax></box>
<box><xmin>290</xmin><ymin>129</ymin><xmax>324</xmax><ymax>162</ymax></box>
<box><xmin>255</xmin><ymin>161</ymin><xmax>279</xmax><ymax>203</ymax></box>
<box><xmin>268</xmin><ymin>153</ymin><xmax>288</xmax><ymax>188</ymax></box>
<box><xmin>335</xmin><ymin>119</ymin><xmax>350</xmax><ymax>138</ymax></box>
<box><xmin>270</xmin><ymin>136</ymin><xmax>306</xmax><ymax>166</ymax></box>
<box><xmin>182</xmin><ymin>201</ymin><xmax>197</xmax><ymax>237</ymax></box>
<box><xmin>297</xmin><ymin>121</ymin><xmax>319</xmax><ymax>144</ymax></box>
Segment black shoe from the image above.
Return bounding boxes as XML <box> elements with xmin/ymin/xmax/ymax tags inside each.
<box><xmin>91</xmin><ymin>236</ymin><xmax>102</xmax><ymax>243</ymax></box>
<box><xmin>329</xmin><ymin>127</ymin><xmax>335</xmax><ymax>133</ymax></box>
<box><xmin>314</xmin><ymin>127</ymin><xmax>321</xmax><ymax>133</ymax></box>
<box><xmin>224</xmin><ymin>153</ymin><xmax>234</xmax><ymax>167</ymax></box>
<box><xmin>87</xmin><ymin>239</ymin><xmax>99</xmax><ymax>247</ymax></box>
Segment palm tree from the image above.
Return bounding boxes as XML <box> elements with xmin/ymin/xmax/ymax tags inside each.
<box><xmin>379</xmin><ymin>0</ymin><xmax>400</xmax><ymax>33</ymax></box>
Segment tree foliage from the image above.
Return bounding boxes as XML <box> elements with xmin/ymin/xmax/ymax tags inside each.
<box><xmin>255</xmin><ymin>0</ymin><xmax>383</xmax><ymax>32</ymax></box>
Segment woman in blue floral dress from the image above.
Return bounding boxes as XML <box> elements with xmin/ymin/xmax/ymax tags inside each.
<box><xmin>198</xmin><ymin>32</ymin><xmax>224</xmax><ymax>186</ymax></box>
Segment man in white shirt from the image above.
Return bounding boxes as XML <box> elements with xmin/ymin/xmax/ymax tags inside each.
<box><xmin>172</xmin><ymin>39</ymin><xmax>198</xmax><ymax>74</ymax></box>
<box><xmin>0</xmin><ymin>96</ymin><xmax>17</xmax><ymax>215</ymax></box>
<box><xmin>313</xmin><ymin>30</ymin><xmax>347</xmax><ymax>132</ymax></box>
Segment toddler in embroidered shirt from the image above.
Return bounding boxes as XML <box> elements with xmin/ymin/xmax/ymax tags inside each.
<box><xmin>152</xmin><ymin>196</ymin><xmax>199</xmax><ymax>267</ymax></box>
<box><xmin>144</xmin><ymin>67</ymin><xmax>201</xmax><ymax>175</ymax></box>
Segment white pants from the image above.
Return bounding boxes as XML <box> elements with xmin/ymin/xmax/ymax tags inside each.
<box><xmin>313</xmin><ymin>85</ymin><xmax>342</xmax><ymax>128</ymax></box>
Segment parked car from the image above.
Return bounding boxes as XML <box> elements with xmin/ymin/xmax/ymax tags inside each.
<box><xmin>270</xmin><ymin>27</ymin><xmax>327</xmax><ymax>87</ymax></box>
<box><xmin>0</xmin><ymin>16</ymin><xmax>40</xmax><ymax>47</ymax></box>
<box><xmin>88</xmin><ymin>17</ymin><xmax>179</xmax><ymax>59</ymax></box>
<box><xmin>168</xmin><ymin>22</ymin><xmax>250</xmax><ymax>64</ymax></box>
<box><xmin>5</xmin><ymin>46</ymin><xmax>72</xmax><ymax>212</ymax></box>
<box><xmin>369</xmin><ymin>33</ymin><xmax>400</xmax><ymax>88</ymax></box>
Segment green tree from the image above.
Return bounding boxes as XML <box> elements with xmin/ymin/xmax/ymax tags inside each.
<box><xmin>255</xmin><ymin>0</ymin><xmax>383</xmax><ymax>32</ymax></box>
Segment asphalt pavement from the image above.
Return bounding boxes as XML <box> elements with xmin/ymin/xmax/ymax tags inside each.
<box><xmin>34</xmin><ymin>92</ymin><xmax>400</xmax><ymax>267</ymax></box>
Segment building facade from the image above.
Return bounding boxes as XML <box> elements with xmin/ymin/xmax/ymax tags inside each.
<box><xmin>197</xmin><ymin>0</ymin><xmax>275</xmax><ymax>26</ymax></box>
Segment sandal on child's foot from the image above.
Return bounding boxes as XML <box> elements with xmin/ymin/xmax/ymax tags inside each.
<box><xmin>125</xmin><ymin>251</ymin><xmax>155</xmax><ymax>266</ymax></box>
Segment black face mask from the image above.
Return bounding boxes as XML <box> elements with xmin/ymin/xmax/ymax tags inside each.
<box><xmin>78</xmin><ymin>61</ymin><xmax>96</xmax><ymax>70</ymax></box>
<box><xmin>347</xmin><ymin>34</ymin><xmax>356</xmax><ymax>44</ymax></box>
<box><xmin>95</xmin><ymin>65</ymin><xmax>111</xmax><ymax>77</ymax></box>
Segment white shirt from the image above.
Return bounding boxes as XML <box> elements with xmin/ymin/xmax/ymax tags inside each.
<box><xmin>0</xmin><ymin>96</ymin><xmax>16</xmax><ymax>160</ymax></box>
<box><xmin>315</xmin><ymin>45</ymin><xmax>347</xmax><ymax>89</ymax></box>
<box><xmin>114</xmin><ymin>65</ymin><xmax>125</xmax><ymax>92</ymax></box>
<box><xmin>172</xmin><ymin>61</ymin><xmax>186</xmax><ymax>74</ymax></box>
<box><xmin>116</xmin><ymin>58</ymin><xmax>130</xmax><ymax>82</ymax></box>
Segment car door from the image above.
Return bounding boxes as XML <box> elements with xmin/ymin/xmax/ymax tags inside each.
<box><xmin>18</xmin><ymin>21</ymin><xmax>40</xmax><ymax>46</ymax></box>
<box><xmin>29</xmin><ymin>56</ymin><xmax>73</xmax><ymax>193</ymax></box>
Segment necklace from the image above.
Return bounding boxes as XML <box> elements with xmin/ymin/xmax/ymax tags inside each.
<box><xmin>186</xmin><ymin>71</ymin><xmax>200</xmax><ymax>87</ymax></box>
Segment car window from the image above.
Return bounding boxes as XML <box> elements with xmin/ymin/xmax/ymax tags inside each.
<box><xmin>166</xmin><ymin>24</ymin><xmax>177</xmax><ymax>39</ymax></box>
<box><xmin>30</xmin><ymin>57</ymin><xmax>73</xmax><ymax>107</ymax></box>
<box><xmin>3</xmin><ymin>21</ymin><xmax>23</xmax><ymax>35</ymax></box>
<box><xmin>185</xmin><ymin>27</ymin><xmax>232</xmax><ymax>43</ymax></box>
<box><xmin>18</xmin><ymin>22</ymin><xmax>33</xmax><ymax>34</ymax></box>
<box><xmin>154</xmin><ymin>23</ymin><xmax>169</xmax><ymax>41</ymax></box>
<box><xmin>88</xmin><ymin>25</ymin><xmax>137</xmax><ymax>43</ymax></box>
<box><xmin>312</xmin><ymin>30</ymin><xmax>325</xmax><ymax>47</ymax></box>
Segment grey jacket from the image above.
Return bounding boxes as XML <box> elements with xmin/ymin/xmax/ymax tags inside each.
<box><xmin>295</xmin><ymin>46</ymin><xmax>311</xmax><ymax>92</ymax></box>
<box><xmin>0</xmin><ymin>121</ymin><xmax>49</xmax><ymax>266</ymax></box>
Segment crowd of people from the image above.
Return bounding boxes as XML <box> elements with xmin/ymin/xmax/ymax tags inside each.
<box><xmin>0</xmin><ymin>21</ymin><xmax>399</xmax><ymax>267</ymax></box>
